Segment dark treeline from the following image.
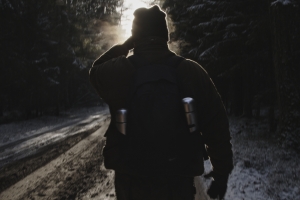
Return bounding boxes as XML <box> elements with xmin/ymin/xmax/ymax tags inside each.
<box><xmin>162</xmin><ymin>0</ymin><xmax>300</xmax><ymax>149</ymax></box>
<box><xmin>0</xmin><ymin>0</ymin><xmax>123</xmax><ymax>122</ymax></box>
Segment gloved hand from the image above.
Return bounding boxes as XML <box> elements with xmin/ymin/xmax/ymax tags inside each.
<box><xmin>122</xmin><ymin>36</ymin><xmax>134</xmax><ymax>50</ymax></box>
<box><xmin>204</xmin><ymin>171</ymin><xmax>229</xmax><ymax>200</ymax></box>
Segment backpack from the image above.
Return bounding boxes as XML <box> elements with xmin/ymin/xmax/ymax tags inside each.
<box><xmin>112</xmin><ymin>54</ymin><xmax>205</xmax><ymax>176</ymax></box>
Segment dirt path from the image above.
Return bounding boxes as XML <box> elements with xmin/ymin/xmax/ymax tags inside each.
<box><xmin>0</xmin><ymin>119</ymin><xmax>116</xmax><ymax>200</ymax></box>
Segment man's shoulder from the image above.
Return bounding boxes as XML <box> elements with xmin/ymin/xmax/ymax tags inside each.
<box><xmin>94</xmin><ymin>55</ymin><xmax>130</xmax><ymax>67</ymax></box>
<box><xmin>90</xmin><ymin>55</ymin><xmax>135</xmax><ymax>84</ymax></box>
<box><xmin>177</xmin><ymin>58</ymin><xmax>208</xmax><ymax>76</ymax></box>
<box><xmin>93</xmin><ymin>55</ymin><xmax>135</xmax><ymax>73</ymax></box>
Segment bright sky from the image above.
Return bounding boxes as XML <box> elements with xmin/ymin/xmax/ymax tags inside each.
<box><xmin>120</xmin><ymin>0</ymin><xmax>151</xmax><ymax>39</ymax></box>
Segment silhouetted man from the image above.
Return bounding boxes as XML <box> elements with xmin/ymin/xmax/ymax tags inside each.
<box><xmin>90</xmin><ymin>5</ymin><xmax>233</xmax><ymax>200</ymax></box>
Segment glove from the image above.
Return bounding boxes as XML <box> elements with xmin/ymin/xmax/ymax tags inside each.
<box><xmin>122</xmin><ymin>36</ymin><xmax>134</xmax><ymax>50</ymax></box>
<box><xmin>204</xmin><ymin>171</ymin><xmax>229</xmax><ymax>200</ymax></box>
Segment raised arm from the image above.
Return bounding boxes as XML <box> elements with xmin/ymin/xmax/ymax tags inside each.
<box><xmin>89</xmin><ymin>37</ymin><xmax>134</xmax><ymax>100</ymax></box>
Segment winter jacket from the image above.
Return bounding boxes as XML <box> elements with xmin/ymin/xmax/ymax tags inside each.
<box><xmin>89</xmin><ymin>37</ymin><xmax>233</xmax><ymax>177</ymax></box>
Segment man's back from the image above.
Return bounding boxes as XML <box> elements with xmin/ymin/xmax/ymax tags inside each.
<box><xmin>89</xmin><ymin>5</ymin><xmax>233</xmax><ymax>200</ymax></box>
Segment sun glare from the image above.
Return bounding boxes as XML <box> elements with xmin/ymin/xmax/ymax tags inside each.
<box><xmin>120</xmin><ymin>0</ymin><xmax>150</xmax><ymax>39</ymax></box>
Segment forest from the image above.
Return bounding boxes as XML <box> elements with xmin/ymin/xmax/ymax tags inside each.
<box><xmin>0</xmin><ymin>0</ymin><xmax>122</xmax><ymax>118</ymax></box>
<box><xmin>1</xmin><ymin>0</ymin><xmax>299</xmax><ymax>150</ymax></box>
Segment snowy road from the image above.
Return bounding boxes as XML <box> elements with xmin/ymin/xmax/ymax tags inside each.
<box><xmin>0</xmin><ymin>109</ymin><xmax>109</xmax><ymax>168</ymax></box>
<box><xmin>0</xmin><ymin>117</ymin><xmax>111</xmax><ymax>200</ymax></box>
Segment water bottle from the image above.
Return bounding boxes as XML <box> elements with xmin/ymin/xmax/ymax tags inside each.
<box><xmin>182</xmin><ymin>97</ymin><xmax>198</xmax><ymax>132</ymax></box>
<box><xmin>116</xmin><ymin>109</ymin><xmax>127</xmax><ymax>135</ymax></box>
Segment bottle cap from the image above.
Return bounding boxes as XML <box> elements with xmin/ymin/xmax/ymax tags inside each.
<box><xmin>116</xmin><ymin>109</ymin><xmax>127</xmax><ymax>122</ymax></box>
<box><xmin>182</xmin><ymin>97</ymin><xmax>195</xmax><ymax>112</ymax></box>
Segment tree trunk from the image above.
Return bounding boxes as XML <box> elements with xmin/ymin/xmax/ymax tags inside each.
<box><xmin>270</xmin><ymin>3</ymin><xmax>300</xmax><ymax>149</ymax></box>
<box><xmin>231</xmin><ymin>74</ymin><xmax>244</xmax><ymax>116</ymax></box>
<box><xmin>0</xmin><ymin>101</ymin><xmax>3</xmax><ymax>117</ymax></box>
<box><xmin>242</xmin><ymin>64</ymin><xmax>253</xmax><ymax>118</ymax></box>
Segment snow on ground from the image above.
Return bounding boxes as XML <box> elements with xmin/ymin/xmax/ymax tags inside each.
<box><xmin>195</xmin><ymin>159</ymin><xmax>269</xmax><ymax>200</ymax></box>
<box><xmin>1</xmin><ymin>106</ymin><xmax>299</xmax><ymax>200</ymax></box>
<box><xmin>224</xmin><ymin>115</ymin><xmax>300</xmax><ymax>200</ymax></box>
<box><xmin>0</xmin><ymin>106</ymin><xmax>109</xmax><ymax>167</ymax></box>
<box><xmin>194</xmin><ymin>113</ymin><xmax>300</xmax><ymax>200</ymax></box>
<box><xmin>225</xmin><ymin>161</ymin><xmax>269</xmax><ymax>200</ymax></box>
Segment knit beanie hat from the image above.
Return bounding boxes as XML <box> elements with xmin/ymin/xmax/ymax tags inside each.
<box><xmin>132</xmin><ymin>5</ymin><xmax>169</xmax><ymax>41</ymax></box>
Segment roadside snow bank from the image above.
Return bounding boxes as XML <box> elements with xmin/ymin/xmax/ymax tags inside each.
<box><xmin>195</xmin><ymin>160</ymin><xmax>268</xmax><ymax>200</ymax></box>
<box><xmin>196</xmin><ymin>115</ymin><xmax>300</xmax><ymax>200</ymax></box>
<box><xmin>226</xmin><ymin>161</ymin><xmax>269</xmax><ymax>200</ymax></box>
<box><xmin>227</xmin><ymin>116</ymin><xmax>300</xmax><ymax>200</ymax></box>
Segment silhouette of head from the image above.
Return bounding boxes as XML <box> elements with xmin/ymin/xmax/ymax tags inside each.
<box><xmin>132</xmin><ymin>5</ymin><xmax>169</xmax><ymax>41</ymax></box>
